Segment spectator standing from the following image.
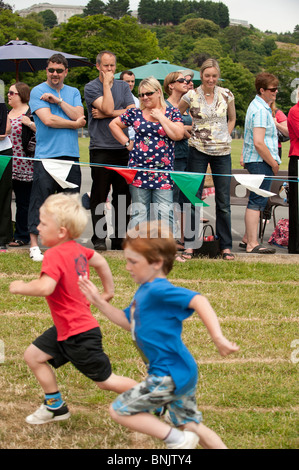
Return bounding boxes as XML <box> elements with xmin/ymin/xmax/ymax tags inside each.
<box><xmin>241</xmin><ymin>72</ymin><xmax>280</xmax><ymax>254</ymax></box>
<box><xmin>8</xmin><ymin>82</ymin><xmax>35</xmax><ymax>247</ymax></box>
<box><xmin>0</xmin><ymin>101</ymin><xmax>13</xmax><ymax>252</ymax></box>
<box><xmin>28</xmin><ymin>53</ymin><xmax>85</xmax><ymax>261</ymax></box>
<box><xmin>84</xmin><ymin>51</ymin><xmax>135</xmax><ymax>251</ymax></box>
<box><xmin>287</xmin><ymin>88</ymin><xmax>299</xmax><ymax>254</ymax></box>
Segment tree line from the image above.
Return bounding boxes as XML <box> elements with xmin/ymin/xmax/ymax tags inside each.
<box><xmin>0</xmin><ymin>5</ymin><xmax>298</xmax><ymax>127</ymax></box>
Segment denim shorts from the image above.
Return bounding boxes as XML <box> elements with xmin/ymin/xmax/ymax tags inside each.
<box><xmin>112</xmin><ymin>374</ymin><xmax>202</xmax><ymax>427</ymax></box>
<box><xmin>245</xmin><ymin>161</ymin><xmax>274</xmax><ymax>211</ymax></box>
<box><xmin>33</xmin><ymin>326</ymin><xmax>112</xmax><ymax>382</ymax></box>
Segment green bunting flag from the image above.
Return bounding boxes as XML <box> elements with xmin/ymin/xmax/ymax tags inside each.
<box><xmin>170</xmin><ymin>172</ymin><xmax>209</xmax><ymax>207</ymax></box>
<box><xmin>0</xmin><ymin>156</ymin><xmax>11</xmax><ymax>180</ymax></box>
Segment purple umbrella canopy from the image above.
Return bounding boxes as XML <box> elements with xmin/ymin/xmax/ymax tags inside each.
<box><xmin>0</xmin><ymin>40</ymin><xmax>94</xmax><ymax>80</ymax></box>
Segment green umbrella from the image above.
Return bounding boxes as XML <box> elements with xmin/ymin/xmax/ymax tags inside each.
<box><xmin>115</xmin><ymin>59</ymin><xmax>201</xmax><ymax>86</ymax></box>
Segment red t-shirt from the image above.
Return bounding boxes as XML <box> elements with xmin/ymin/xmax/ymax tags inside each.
<box><xmin>288</xmin><ymin>102</ymin><xmax>299</xmax><ymax>157</ymax></box>
<box><xmin>275</xmin><ymin>109</ymin><xmax>287</xmax><ymax>149</ymax></box>
<box><xmin>41</xmin><ymin>240</ymin><xmax>99</xmax><ymax>341</ymax></box>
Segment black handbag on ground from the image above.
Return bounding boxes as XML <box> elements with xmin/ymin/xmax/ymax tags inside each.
<box><xmin>193</xmin><ymin>224</ymin><xmax>220</xmax><ymax>258</ymax></box>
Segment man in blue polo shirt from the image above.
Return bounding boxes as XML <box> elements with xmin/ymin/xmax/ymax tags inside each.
<box><xmin>28</xmin><ymin>54</ymin><xmax>86</xmax><ymax>261</ymax></box>
<box><xmin>242</xmin><ymin>72</ymin><xmax>280</xmax><ymax>254</ymax></box>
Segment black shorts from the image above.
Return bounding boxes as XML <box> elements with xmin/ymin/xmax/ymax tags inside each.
<box><xmin>33</xmin><ymin>326</ymin><xmax>112</xmax><ymax>382</ymax></box>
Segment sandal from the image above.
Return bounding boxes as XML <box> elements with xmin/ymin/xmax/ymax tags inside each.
<box><xmin>175</xmin><ymin>254</ymin><xmax>186</xmax><ymax>263</ymax></box>
<box><xmin>222</xmin><ymin>252</ymin><xmax>235</xmax><ymax>260</ymax></box>
<box><xmin>181</xmin><ymin>250</ymin><xmax>195</xmax><ymax>260</ymax></box>
<box><xmin>8</xmin><ymin>240</ymin><xmax>27</xmax><ymax>247</ymax></box>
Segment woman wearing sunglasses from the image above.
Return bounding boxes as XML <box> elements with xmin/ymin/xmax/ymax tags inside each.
<box><xmin>109</xmin><ymin>76</ymin><xmax>184</xmax><ymax>237</ymax></box>
<box><xmin>7</xmin><ymin>82</ymin><xmax>36</xmax><ymax>247</ymax></box>
<box><xmin>179</xmin><ymin>58</ymin><xmax>236</xmax><ymax>260</ymax></box>
<box><xmin>164</xmin><ymin>71</ymin><xmax>192</xmax><ymax>253</ymax></box>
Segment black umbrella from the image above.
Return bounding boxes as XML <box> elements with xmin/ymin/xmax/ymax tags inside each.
<box><xmin>0</xmin><ymin>40</ymin><xmax>95</xmax><ymax>81</ymax></box>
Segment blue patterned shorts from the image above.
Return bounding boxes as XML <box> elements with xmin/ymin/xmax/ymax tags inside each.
<box><xmin>112</xmin><ymin>374</ymin><xmax>202</xmax><ymax>427</ymax></box>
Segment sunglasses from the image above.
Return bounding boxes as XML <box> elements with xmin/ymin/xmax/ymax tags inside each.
<box><xmin>174</xmin><ymin>78</ymin><xmax>187</xmax><ymax>84</ymax></box>
<box><xmin>8</xmin><ymin>90</ymin><xmax>19</xmax><ymax>96</ymax></box>
<box><xmin>138</xmin><ymin>91</ymin><xmax>156</xmax><ymax>98</ymax></box>
<box><xmin>266</xmin><ymin>87</ymin><xmax>278</xmax><ymax>92</ymax></box>
<box><xmin>185</xmin><ymin>79</ymin><xmax>192</xmax><ymax>84</ymax></box>
<box><xmin>48</xmin><ymin>68</ymin><xmax>65</xmax><ymax>74</ymax></box>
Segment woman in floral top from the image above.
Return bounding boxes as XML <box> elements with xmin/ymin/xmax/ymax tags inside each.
<box><xmin>109</xmin><ymin>76</ymin><xmax>184</xmax><ymax>231</ymax></box>
<box><xmin>8</xmin><ymin>82</ymin><xmax>35</xmax><ymax>246</ymax></box>
<box><xmin>179</xmin><ymin>59</ymin><xmax>236</xmax><ymax>260</ymax></box>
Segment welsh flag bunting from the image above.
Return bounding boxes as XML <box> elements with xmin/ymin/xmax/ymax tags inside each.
<box><xmin>0</xmin><ymin>155</ymin><xmax>11</xmax><ymax>180</ymax></box>
<box><xmin>104</xmin><ymin>167</ymin><xmax>137</xmax><ymax>184</ymax></box>
<box><xmin>170</xmin><ymin>172</ymin><xmax>209</xmax><ymax>206</ymax></box>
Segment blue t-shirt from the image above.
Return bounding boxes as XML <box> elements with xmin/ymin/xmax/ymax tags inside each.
<box><xmin>124</xmin><ymin>277</ymin><xmax>199</xmax><ymax>395</ymax></box>
<box><xmin>29</xmin><ymin>82</ymin><xmax>83</xmax><ymax>159</ymax></box>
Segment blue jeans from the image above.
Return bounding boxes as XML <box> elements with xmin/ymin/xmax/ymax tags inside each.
<box><xmin>129</xmin><ymin>185</ymin><xmax>174</xmax><ymax>230</ymax></box>
<box><xmin>244</xmin><ymin>161</ymin><xmax>273</xmax><ymax>211</ymax></box>
<box><xmin>187</xmin><ymin>147</ymin><xmax>232</xmax><ymax>251</ymax></box>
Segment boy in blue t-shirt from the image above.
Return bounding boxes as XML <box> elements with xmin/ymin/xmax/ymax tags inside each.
<box><xmin>79</xmin><ymin>221</ymin><xmax>239</xmax><ymax>449</ymax></box>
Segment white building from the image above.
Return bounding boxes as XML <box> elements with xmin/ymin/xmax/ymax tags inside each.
<box><xmin>17</xmin><ymin>3</ymin><xmax>84</xmax><ymax>24</ymax></box>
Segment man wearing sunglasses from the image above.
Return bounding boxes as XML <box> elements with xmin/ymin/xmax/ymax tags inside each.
<box><xmin>28</xmin><ymin>53</ymin><xmax>86</xmax><ymax>261</ymax></box>
<box><xmin>84</xmin><ymin>51</ymin><xmax>135</xmax><ymax>251</ymax></box>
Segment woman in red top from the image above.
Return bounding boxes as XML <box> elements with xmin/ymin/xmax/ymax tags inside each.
<box><xmin>287</xmin><ymin>89</ymin><xmax>299</xmax><ymax>253</ymax></box>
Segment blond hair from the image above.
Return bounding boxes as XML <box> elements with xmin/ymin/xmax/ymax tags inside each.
<box><xmin>41</xmin><ymin>193</ymin><xmax>88</xmax><ymax>239</ymax></box>
<box><xmin>200</xmin><ymin>58</ymin><xmax>221</xmax><ymax>79</ymax></box>
<box><xmin>138</xmin><ymin>76</ymin><xmax>166</xmax><ymax>110</ymax></box>
<box><xmin>123</xmin><ymin>221</ymin><xmax>177</xmax><ymax>275</ymax></box>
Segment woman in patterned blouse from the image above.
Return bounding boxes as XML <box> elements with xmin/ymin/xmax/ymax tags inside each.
<box><xmin>109</xmin><ymin>76</ymin><xmax>184</xmax><ymax>234</ymax></box>
<box><xmin>179</xmin><ymin>59</ymin><xmax>236</xmax><ymax>260</ymax></box>
<box><xmin>8</xmin><ymin>82</ymin><xmax>36</xmax><ymax>247</ymax></box>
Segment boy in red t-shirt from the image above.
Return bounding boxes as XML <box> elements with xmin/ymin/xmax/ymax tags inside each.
<box><xmin>10</xmin><ymin>193</ymin><xmax>136</xmax><ymax>425</ymax></box>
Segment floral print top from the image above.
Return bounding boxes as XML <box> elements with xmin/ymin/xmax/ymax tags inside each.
<box><xmin>182</xmin><ymin>85</ymin><xmax>234</xmax><ymax>156</ymax></box>
<box><xmin>120</xmin><ymin>107</ymin><xmax>183</xmax><ymax>190</ymax></box>
<box><xmin>10</xmin><ymin>115</ymin><xmax>34</xmax><ymax>182</ymax></box>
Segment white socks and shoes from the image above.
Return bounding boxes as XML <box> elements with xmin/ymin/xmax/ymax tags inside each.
<box><xmin>166</xmin><ymin>429</ymin><xmax>199</xmax><ymax>449</ymax></box>
<box><xmin>30</xmin><ymin>246</ymin><xmax>44</xmax><ymax>262</ymax></box>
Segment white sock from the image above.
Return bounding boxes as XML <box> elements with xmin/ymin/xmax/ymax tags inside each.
<box><xmin>164</xmin><ymin>428</ymin><xmax>184</xmax><ymax>445</ymax></box>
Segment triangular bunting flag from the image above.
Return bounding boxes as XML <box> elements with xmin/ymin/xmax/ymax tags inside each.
<box><xmin>170</xmin><ymin>172</ymin><xmax>209</xmax><ymax>206</ymax></box>
<box><xmin>0</xmin><ymin>155</ymin><xmax>12</xmax><ymax>180</ymax></box>
<box><xmin>105</xmin><ymin>167</ymin><xmax>137</xmax><ymax>184</ymax></box>
<box><xmin>42</xmin><ymin>159</ymin><xmax>78</xmax><ymax>189</ymax></box>
<box><xmin>234</xmin><ymin>174</ymin><xmax>276</xmax><ymax>197</ymax></box>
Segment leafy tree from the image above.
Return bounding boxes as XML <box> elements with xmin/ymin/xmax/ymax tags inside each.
<box><xmin>0</xmin><ymin>9</ymin><xmax>43</xmax><ymax>45</ymax></box>
<box><xmin>105</xmin><ymin>0</ymin><xmax>130</xmax><ymax>20</ymax></box>
<box><xmin>38</xmin><ymin>10</ymin><xmax>58</xmax><ymax>29</ymax></box>
<box><xmin>0</xmin><ymin>0</ymin><xmax>12</xmax><ymax>11</ymax></box>
<box><xmin>83</xmin><ymin>0</ymin><xmax>106</xmax><ymax>16</ymax></box>
<box><xmin>219</xmin><ymin>56</ymin><xmax>255</xmax><ymax>126</ymax></box>
<box><xmin>264</xmin><ymin>46</ymin><xmax>299</xmax><ymax>113</ymax></box>
<box><xmin>178</xmin><ymin>18</ymin><xmax>219</xmax><ymax>39</ymax></box>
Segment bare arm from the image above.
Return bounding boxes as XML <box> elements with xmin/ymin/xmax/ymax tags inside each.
<box><xmin>88</xmin><ymin>252</ymin><xmax>115</xmax><ymax>302</ymax></box>
<box><xmin>78</xmin><ymin>276</ymin><xmax>131</xmax><ymax>331</ymax></box>
<box><xmin>151</xmin><ymin>108</ymin><xmax>184</xmax><ymax>141</ymax></box>
<box><xmin>274</xmin><ymin>118</ymin><xmax>289</xmax><ymax>137</ymax></box>
<box><xmin>178</xmin><ymin>98</ymin><xmax>189</xmax><ymax>116</ymax></box>
<box><xmin>227</xmin><ymin>100</ymin><xmax>236</xmax><ymax>135</ymax></box>
<box><xmin>189</xmin><ymin>295</ymin><xmax>239</xmax><ymax>357</ymax></box>
<box><xmin>109</xmin><ymin>116</ymin><xmax>134</xmax><ymax>150</ymax></box>
<box><xmin>35</xmin><ymin>107</ymin><xmax>86</xmax><ymax>129</ymax></box>
<box><xmin>9</xmin><ymin>274</ymin><xmax>57</xmax><ymax>297</ymax></box>
<box><xmin>253</xmin><ymin>127</ymin><xmax>279</xmax><ymax>175</ymax></box>
<box><xmin>40</xmin><ymin>93</ymin><xmax>84</xmax><ymax>121</ymax></box>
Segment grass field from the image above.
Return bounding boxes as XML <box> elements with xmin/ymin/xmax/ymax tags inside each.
<box><xmin>0</xmin><ymin>251</ymin><xmax>298</xmax><ymax>449</ymax></box>
<box><xmin>78</xmin><ymin>137</ymin><xmax>290</xmax><ymax>171</ymax></box>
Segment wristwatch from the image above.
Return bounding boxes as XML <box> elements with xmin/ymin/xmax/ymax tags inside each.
<box><xmin>58</xmin><ymin>98</ymin><xmax>63</xmax><ymax>105</ymax></box>
<box><xmin>124</xmin><ymin>139</ymin><xmax>130</xmax><ymax>147</ymax></box>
